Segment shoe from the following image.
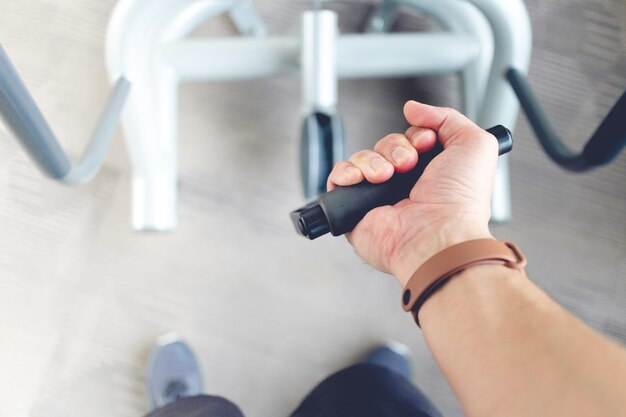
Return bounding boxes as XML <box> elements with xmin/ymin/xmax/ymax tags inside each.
<box><xmin>146</xmin><ymin>333</ymin><xmax>204</xmax><ymax>409</ymax></box>
<box><xmin>362</xmin><ymin>340</ymin><xmax>412</xmax><ymax>381</ymax></box>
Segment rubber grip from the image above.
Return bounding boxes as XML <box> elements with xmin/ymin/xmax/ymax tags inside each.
<box><xmin>291</xmin><ymin>125</ymin><xmax>512</xmax><ymax>239</ymax></box>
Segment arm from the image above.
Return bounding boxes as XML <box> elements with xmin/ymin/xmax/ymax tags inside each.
<box><xmin>421</xmin><ymin>265</ymin><xmax>626</xmax><ymax>417</ymax></box>
<box><xmin>327</xmin><ymin>101</ymin><xmax>626</xmax><ymax>417</ymax></box>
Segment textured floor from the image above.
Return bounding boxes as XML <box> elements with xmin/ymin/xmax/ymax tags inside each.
<box><xmin>0</xmin><ymin>1</ymin><xmax>624</xmax><ymax>417</ymax></box>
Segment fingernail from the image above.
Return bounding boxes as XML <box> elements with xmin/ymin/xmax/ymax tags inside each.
<box><xmin>370</xmin><ymin>158</ymin><xmax>387</xmax><ymax>172</ymax></box>
<box><xmin>411</xmin><ymin>131</ymin><xmax>429</xmax><ymax>146</ymax></box>
<box><xmin>391</xmin><ymin>147</ymin><xmax>409</xmax><ymax>164</ymax></box>
<box><xmin>344</xmin><ymin>166</ymin><xmax>357</xmax><ymax>175</ymax></box>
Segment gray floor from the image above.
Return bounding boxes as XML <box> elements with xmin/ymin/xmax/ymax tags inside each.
<box><xmin>0</xmin><ymin>1</ymin><xmax>624</xmax><ymax>417</ymax></box>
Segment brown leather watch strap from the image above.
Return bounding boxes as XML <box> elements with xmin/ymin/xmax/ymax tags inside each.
<box><xmin>401</xmin><ymin>239</ymin><xmax>527</xmax><ymax>326</ymax></box>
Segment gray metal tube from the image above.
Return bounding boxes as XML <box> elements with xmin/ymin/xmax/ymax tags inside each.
<box><xmin>0</xmin><ymin>44</ymin><xmax>130</xmax><ymax>184</ymax></box>
<box><xmin>62</xmin><ymin>77</ymin><xmax>131</xmax><ymax>184</ymax></box>
<box><xmin>0</xmin><ymin>44</ymin><xmax>71</xmax><ymax>178</ymax></box>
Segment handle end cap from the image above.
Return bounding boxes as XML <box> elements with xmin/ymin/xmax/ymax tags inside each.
<box><xmin>290</xmin><ymin>202</ymin><xmax>331</xmax><ymax>240</ymax></box>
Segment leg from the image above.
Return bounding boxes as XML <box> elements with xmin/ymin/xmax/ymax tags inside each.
<box><xmin>144</xmin><ymin>334</ymin><xmax>245</xmax><ymax>417</ymax></box>
<box><xmin>290</xmin><ymin>344</ymin><xmax>443</xmax><ymax>417</ymax></box>
<box><xmin>145</xmin><ymin>395</ymin><xmax>244</xmax><ymax>417</ymax></box>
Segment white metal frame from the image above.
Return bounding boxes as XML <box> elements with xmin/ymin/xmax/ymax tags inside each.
<box><xmin>105</xmin><ymin>0</ymin><xmax>531</xmax><ymax>231</ymax></box>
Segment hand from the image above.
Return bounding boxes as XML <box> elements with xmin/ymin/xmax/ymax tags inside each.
<box><xmin>327</xmin><ymin>101</ymin><xmax>499</xmax><ymax>287</ymax></box>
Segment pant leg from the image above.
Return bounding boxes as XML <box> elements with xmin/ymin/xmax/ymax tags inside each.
<box><xmin>290</xmin><ymin>364</ymin><xmax>444</xmax><ymax>417</ymax></box>
<box><xmin>144</xmin><ymin>395</ymin><xmax>245</xmax><ymax>417</ymax></box>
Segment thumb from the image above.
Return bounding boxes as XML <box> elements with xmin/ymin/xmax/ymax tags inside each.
<box><xmin>403</xmin><ymin>101</ymin><xmax>495</xmax><ymax>150</ymax></box>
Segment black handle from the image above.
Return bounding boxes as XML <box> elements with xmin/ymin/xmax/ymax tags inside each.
<box><xmin>291</xmin><ymin>125</ymin><xmax>512</xmax><ymax>239</ymax></box>
<box><xmin>506</xmin><ymin>68</ymin><xmax>626</xmax><ymax>171</ymax></box>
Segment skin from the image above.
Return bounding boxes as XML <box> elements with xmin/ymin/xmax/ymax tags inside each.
<box><xmin>327</xmin><ymin>101</ymin><xmax>626</xmax><ymax>417</ymax></box>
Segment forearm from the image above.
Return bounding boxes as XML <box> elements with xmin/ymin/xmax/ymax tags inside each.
<box><xmin>418</xmin><ymin>264</ymin><xmax>626</xmax><ymax>417</ymax></box>
<box><xmin>338</xmin><ymin>102</ymin><xmax>626</xmax><ymax>416</ymax></box>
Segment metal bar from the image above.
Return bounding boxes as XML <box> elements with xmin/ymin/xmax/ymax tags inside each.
<box><xmin>228</xmin><ymin>0</ymin><xmax>267</xmax><ymax>37</ymax></box>
<box><xmin>467</xmin><ymin>0</ymin><xmax>533</xmax><ymax>223</ymax></box>
<box><xmin>0</xmin><ymin>44</ymin><xmax>130</xmax><ymax>184</ymax></box>
<box><xmin>162</xmin><ymin>33</ymin><xmax>477</xmax><ymax>81</ymax></box>
<box><xmin>301</xmin><ymin>10</ymin><xmax>338</xmax><ymax>113</ymax></box>
<box><xmin>0</xmin><ymin>44</ymin><xmax>71</xmax><ymax>178</ymax></box>
<box><xmin>62</xmin><ymin>78</ymin><xmax>131</xmax><ymax>184</ymax></box>
<box><xmin>507</xmin><ymin>68</ymin><xmax>626</xmax><ymax>171</ymax></box>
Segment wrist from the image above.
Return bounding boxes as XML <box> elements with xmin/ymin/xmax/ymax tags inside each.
<box><xmin>391</xmin><ymin>217</ymin><xmax>493</xmax><ymax>287</ymax></box>
<box><xmin>418</xmin><ymin>263</ymin><xmax>530</xmax><ymax>328</ymax></box>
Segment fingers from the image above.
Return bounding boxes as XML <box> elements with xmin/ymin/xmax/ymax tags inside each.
<box><xmin>327</xmin><ymin>133</ymin><xmax>416</xmax><ymax>191</ymax></box>
<box><xmin>403</xmin><ymin>100</ymin><xmax>493</xmax><ymax>150</ymax></box>
<box><xmin>329</xmin><ymin>102</ymin><xmax>498</xmax><ymax>193</ymax></box>
<box><xmin>327</xmin><ymin>152</ymin><xmax>391</xmax><ymax>191</ymax></box>
<box><xmin>348</xmin><ymin>150</ymin><xmax>394</xmax><ymax>183</ymax></box>
<box><xmin>326</xmin><ymin>161</ymin><xmax>364</xmax><ymax>191</ymax></box>
<box><xmin>404</xmin><ymin>127</ymin><xmax>437</xmax><ymax>152</ymax></box>
<box><xmin>373</xmin><ymin>133</ymin><xmax>418</xmax><ymax>173</ymax></box>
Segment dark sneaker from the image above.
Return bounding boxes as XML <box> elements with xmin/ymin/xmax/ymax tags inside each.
<box><xmin>146</xmin><ymin>333</ymin><xmax>204</xmax><ymax>409</ymax></box>
<box><xmin>362</xmin><ymin>340</ymin><xmax>412</xmax><ymax>381</ymax></box>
